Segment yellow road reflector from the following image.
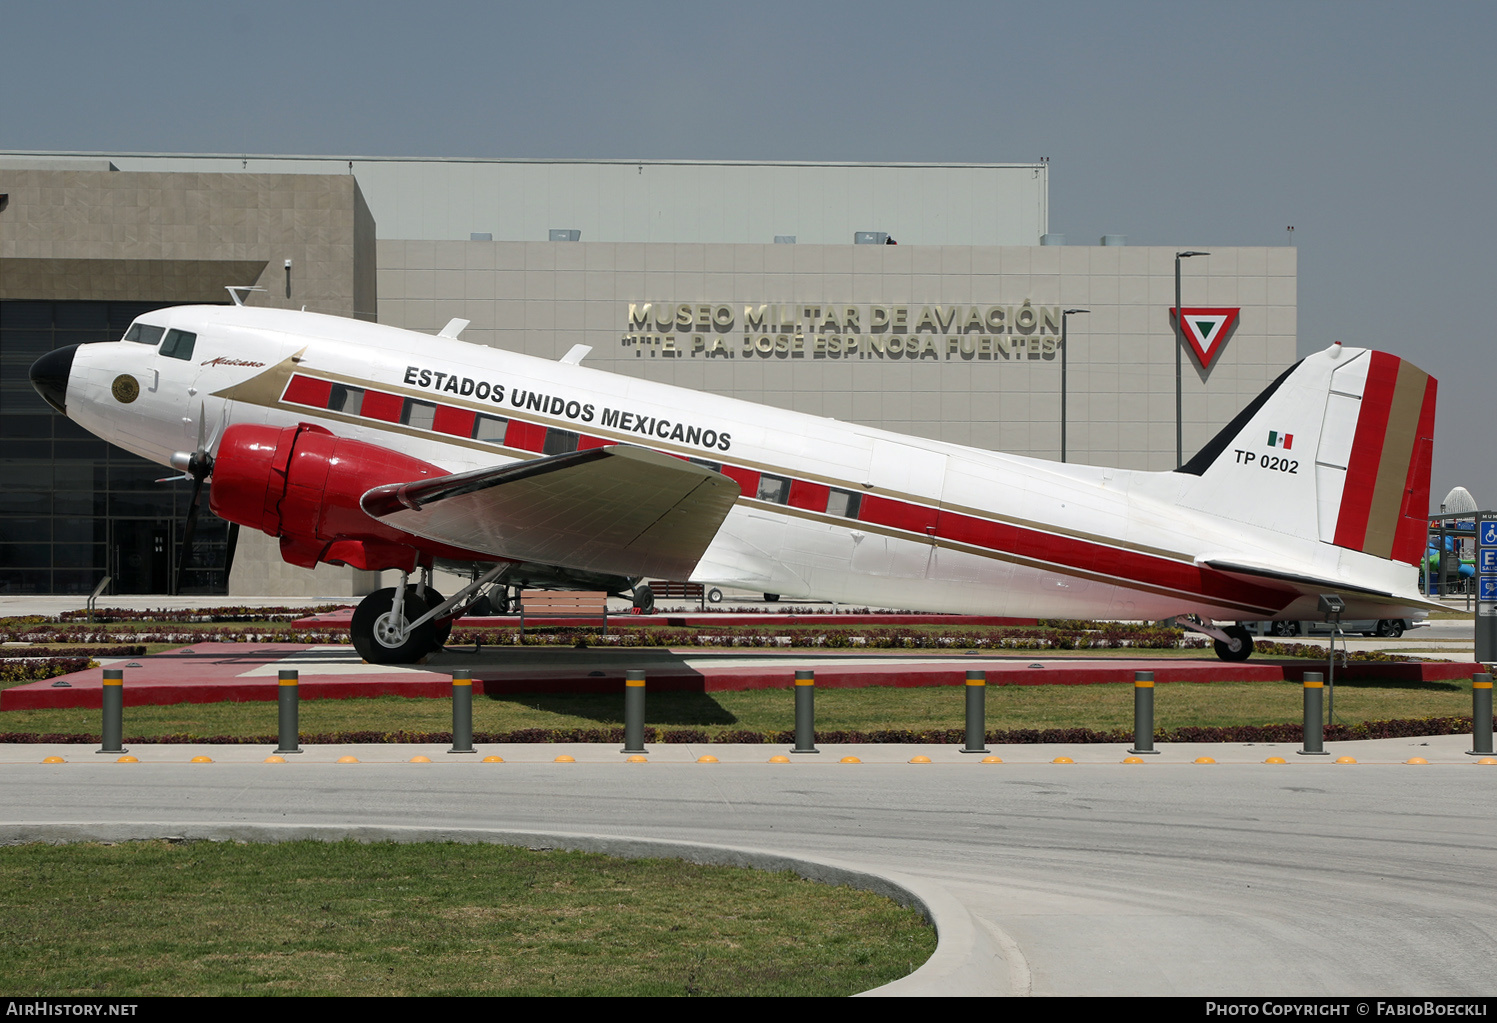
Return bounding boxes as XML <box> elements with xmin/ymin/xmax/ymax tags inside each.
<box><xmin>553</xmin><ymin>754</ymin><xmax>576</xmax><ymax>763</ymax></box>
<box><xmin>839</xmin><ymin>756</ymin><xmax>862</xmax><ymax>764</ymax></box>
<box><xmin>768</xmin><ymin>755</ymin><xmax>790</xmax><ymax>763</ymax></box>
<box><xmin>1122</xmin><ymin>756</ymin><xmax>1145</xmax><ymax>764</ymax></box>
<box><xmin>481</xmin><ymin>755</ymin><xmax>505</xmax><ymax>763</ymax></box>
<box><xmin>336</xmin><ymin>756</ymin><xmax>359</xmax><ymax>764</ymax></box>
<box><xmin>189</xmin><ymin>756</ymin><xmax>213</xmax><ymax>763</ymax></box>
<box><xmin>1194</xmin><ymin>757</ymin><xmax>1216</xmax><ymax>764</ymax></box>
<box><xmin>1404</xmin><ymin>757</ymin><xmax>1429</xmax><ymax>765</ymax></box>
<box><xmin>626</xmin><ymin>755</ymin><xmax>647</xmax><ymax>763</ymax></box>
<box><xmin>1335</xmin><ymin>756</ymin><xmax>1358</xmax><ymax>764</ymax></box>
<box><xmin>1051</xmin><ymin>756</ymin><xmax>1074</xmax><ymax>764</ymax></box>
<box><xmin>1264</xmin><ymin>757</ymin><xmax>1288</xmax><ymax>764</ymax></box>
<box><xmin>263</xmin><ymin>755</ymin><xmax>286</xmax><ymax>763</ymax></box>
<box><xmin>409</xmin><ymin>755</ymin><xmax>432</xmax><ymax>763</ymax></box>
<box><xmin>697</xmin><ymin>754</ymin><xmax>719</xmax><ymax>763</ymax></box>
<box><xmin>908</xmin><ymin>755</ymin><xmax>932</xmax><ymax>764</ymax></box>
<box><xmin>116</xmin><ymin>755</ymin><xmax>139</xmax><ymax>763</ymax></box>
<box><xmin>42</xmin><ymin>756</ymin><xmax>65</xmax><ymax>764</ymax></box>
<box><xmin>980</xmin><ymin>756</ymin><xmax>1003</xmax><ymax>764</ymax></box>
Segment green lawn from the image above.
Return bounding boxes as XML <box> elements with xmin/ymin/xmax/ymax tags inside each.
<box><xmin>0</xmin><ymin>840</ymin><xmax>934</xmax><ymax>996</ymax></box>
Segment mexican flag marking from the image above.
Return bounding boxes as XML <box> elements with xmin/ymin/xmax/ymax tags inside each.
<box><xmin>1169</xmin><ymin>307</ymin><xmax>1241</xmax><ymax>368</ymax></box>
<box><xmin>1268</xmin><ymin>430</ymin><xmax>1293</xmax><ymax>449</ymax></box>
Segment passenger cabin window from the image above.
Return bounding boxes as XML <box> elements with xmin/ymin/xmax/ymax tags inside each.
<box><xmin>159</xmin><ymin>329</ymin><xmax>196</xmax><ymax>361</ymax></box>
<box><xmin>328</xmin><ymin>384</ymin><xmax>365</xmax><ymax>415</ymax></box>
<box><xmin>123</xmin><ymin>323</ymin><xmax>165</xmax><ymax>345</ymax></box>
<box><xmin>756</xmin><ymin>474</ymin><xmax>790</xmax><ymax>504</ymax></box>
<box><xmin>826</xmin><ymin>488</ymin><xmax>862</xmax><ymax>518</ymax></box>
<box><xmin>542</xmin><ymin>428</ymin><xmax>580</xmax><ymax>455</ymax></box>
<box><xmin>400</xmin><ymin>398</ymin><xmax>437</xmax><ymax>431</ymax></box>
<box><xmin>472</xmin><ymin>414</ymin><xmax>508</xmax><ymax>444</ymax></box>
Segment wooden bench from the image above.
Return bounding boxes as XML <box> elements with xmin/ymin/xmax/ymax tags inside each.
<box><xmin>519</xmin><ymin>590</ymin><xmax>609</xmax><ymax>634</ymax></box>
<box><xmin>643</xmin><ymin>580</ymin><xmax>706</xmax><ymax>609</ymax></box>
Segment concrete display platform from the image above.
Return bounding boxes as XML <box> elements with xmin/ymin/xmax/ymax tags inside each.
<box><xmin>2</xmin><ymin>641</ymin><xmax>1483</xmax><ymax>710</ymax></box>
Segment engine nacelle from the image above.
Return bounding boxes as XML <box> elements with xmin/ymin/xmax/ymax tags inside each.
<box><xmin>209</xmin><ymin>423</ymin><xmax>460</xmax><ymax>572</ymax></box>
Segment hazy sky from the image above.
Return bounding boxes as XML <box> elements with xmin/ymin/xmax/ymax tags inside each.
<box><xmin>4</xmin><ymin>0</ymin><xmax>1491</xmax><ymax>508</ymax></box>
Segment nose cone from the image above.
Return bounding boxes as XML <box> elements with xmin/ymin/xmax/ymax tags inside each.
<box><xmin>29</xmin><ymin>345</ymin><xmax>78</xmax><ymax>415</ymax></box>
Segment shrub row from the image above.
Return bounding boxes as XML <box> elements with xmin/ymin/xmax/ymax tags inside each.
<box><xmin>0</xmin><ymin>658</ymin><xmax>96</xmax><ymax>683</ymax></box>
<box><xmin>4</xmin><ymin>716</ymin><xmax>1488</xmax><ymax>746</ymax></box>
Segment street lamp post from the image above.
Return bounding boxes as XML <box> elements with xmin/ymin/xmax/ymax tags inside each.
<box><xmin>1174</xmin><ymin>250</ymin><xmax>1209</xmax><ymax>466</ymax></box>
<box><xmin>1060</xmin><ymin>308</ymin><xmax>1088</xmax><ymax>463</ymax></box>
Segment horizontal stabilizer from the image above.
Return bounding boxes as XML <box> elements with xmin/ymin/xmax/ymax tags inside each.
<box><xmin>361</xmin><ymin>446</ymin><xmax>741</xmax><ymax>580</ymax></box>
<box><xmin>1196</xmin><ymin>556</ymin><xmax>1444</xmax><ymax>613</ymax></box>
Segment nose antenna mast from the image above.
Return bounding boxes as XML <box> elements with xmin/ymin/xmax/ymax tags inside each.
<box><xmin>225</xmin><ymin>285</ymin><xmax>267</xmax><ymax>307</ymax></box>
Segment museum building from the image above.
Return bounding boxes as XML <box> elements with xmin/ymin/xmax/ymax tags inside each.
<box><xmin>0</xmin><ymin>153</ymin><xmax>1298</xmax><ymax>596</ymax></box>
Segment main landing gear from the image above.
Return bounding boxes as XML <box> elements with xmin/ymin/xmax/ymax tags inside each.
<box><xmin>350</xmin><ymin>565</ymin><xmax>506</xmax><ymax>665</ymax></box>
<box><xmin>1175</xmin><ymin>617</ymin><xmax>1256</xmax><ymax>662</ymax></box>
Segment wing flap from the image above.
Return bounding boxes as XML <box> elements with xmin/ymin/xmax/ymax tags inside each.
<box><xmin>362</xmin><ymin>446</ymin><xmax>740</xmax><ymax>580</ymax></box>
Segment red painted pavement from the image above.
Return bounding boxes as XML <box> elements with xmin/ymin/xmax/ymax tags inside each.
<box><xmin>291</xmin><ymin>610</ymin><xmax>1041</xmax><ymax>629</ymax></box>
<box><xmin>1</xmin><ymin>642</ymin><xmax>1480</xmax><ymax>710</ymax></box>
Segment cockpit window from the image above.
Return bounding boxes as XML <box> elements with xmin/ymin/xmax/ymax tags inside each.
<box><xmin>160</xmin><ymin>329</ymin><xmax>197</xmax><ymax>361</ymax></box>
<box><xmin>123</xmin><ymin>323</ymin><xmax>165</xmax><ymax>345</ymax></box>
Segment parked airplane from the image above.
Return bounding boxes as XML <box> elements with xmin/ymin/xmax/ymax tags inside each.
<box><xmin>29</xmin><ymin>305</ymin><xmax>1440</xmax><ymax>663</ymax></box>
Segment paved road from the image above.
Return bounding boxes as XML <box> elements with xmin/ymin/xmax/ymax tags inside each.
<box><xmin>4</xmin><ymin>734</ymin><xmax>1494</xmax><ymax>997</ymax></box>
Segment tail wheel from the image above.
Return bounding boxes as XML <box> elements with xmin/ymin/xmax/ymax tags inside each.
<box><xmin>1213</xmin><ymin>625</ymin><xmax>1255</xmax><ymax>662</ymax></box>
<box><xmin>706</xmin><ymin>587</ymin><xmax>723</xmax><ymax>604</ymax></box>
<box><xmin>632</xmin><ymin>584</ymin><xmax>655</xmax><ymax>613</ymax></box>
<box><xmin>352</xmin><ymin>587</ymin><xmax>435</xmax><ymax>664</ymax></box>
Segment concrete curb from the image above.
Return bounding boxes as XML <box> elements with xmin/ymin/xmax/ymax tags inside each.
<box><xmin>0</xmin><ymin>821</ymin><xmax>1011</xmax><ymax>998</ymax></box>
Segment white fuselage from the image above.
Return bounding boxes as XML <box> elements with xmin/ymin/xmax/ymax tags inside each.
<box><xmin>59</xmin><ymin>305</ymin><xmax>1424</xmax><ymax>622</ymax></box>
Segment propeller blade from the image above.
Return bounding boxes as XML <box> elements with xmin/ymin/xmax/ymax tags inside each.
<box><xmin>223</xmin><ymin>522</ymin><xmax>240</xmax><ymax>585</ymax></box>
<box><xmin>174</xmin><ymin>475</ymin><xmax>205</xmax><ymax>595</ymax></box>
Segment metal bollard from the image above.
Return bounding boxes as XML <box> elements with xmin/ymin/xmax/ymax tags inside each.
<box><xmin>1469</xmin><ymin>673</ymin><xmax>1493</xmax><ymax>756</ymax></box>
<box><xmin>961</xmin><ymin>670</ymin><xmax>989</xmax><ymax>753</ymax></box>
<box><xmin>791</xmin><ymin>669</ymin><xmax>818</xmax><ymax>754</ymax></box>
<box><xmin>97</xmin><ymin>668</ymin><xmax>126</xmax><ymax>755</ymax></box>
<box><xmin>276</xmin><ymin>669</ymin><xmax>302</xmax><ymax>754</ymax></box>
<box><xmin>449</xmin><ymin>670</ymin><xmax>475</xmax><ymax>754</ymax></box>
<box><xmin>622</xmin><ymin>669</ymin><xmax>647</xmax><ymax>754</ymax></box>
<box><xmin>1299</xmin><ymin>672</ymin><xmax>1328</xmax><ymax>755</ymax></box>
<box><xmin>1128</xmin><ymin>671</ymin><xmax>1159</xmax><ymax>754</ymax></box>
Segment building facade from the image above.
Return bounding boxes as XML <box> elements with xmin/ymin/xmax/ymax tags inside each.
<box><xmin>0</xmin><ymin>154</ymin><xmax>1296</xmax><ymax>597</ymax></box>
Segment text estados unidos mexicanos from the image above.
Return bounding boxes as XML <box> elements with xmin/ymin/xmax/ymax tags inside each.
<box><xmin>5</xmin><ymin>1005</ymin><xmax>138</xmax><ymax>1016</ymax></box>
<box><xmin>1206</xmin><ymin>1005</ymin><xmax>1488</xmax><ymax>1017</ymax></box>
<box><xmin>402</xmin><ymin>367</ymin><xmax>731</xmax><ymax>452</ymax></box>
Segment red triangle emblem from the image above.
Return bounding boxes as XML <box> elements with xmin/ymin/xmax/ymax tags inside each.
<box><xmin>1169</xmin><ymin>307</ymin><xmax>1240</xmax><ymax>368</ymax></box>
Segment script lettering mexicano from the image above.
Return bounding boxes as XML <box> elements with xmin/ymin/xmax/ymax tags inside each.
<box><xmin>621</xmin><ymin>302</ymin><xmax>1062</xmax><ymax>360</ymax></box>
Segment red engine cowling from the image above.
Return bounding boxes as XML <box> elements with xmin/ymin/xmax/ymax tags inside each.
<box><xmin>209</xmin><ymin>423</ymin><xmax>467</xmax><ymax>572</ymax></box>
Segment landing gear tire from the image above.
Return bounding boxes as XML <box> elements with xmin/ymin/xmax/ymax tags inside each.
<box><xmin>1271</xmin><ymin>620</ymin><xmax>1301</xmax><ymax>637</ymax></box>
<box><xmin>420</xmin><ymin>587</ymin><xmax>452</xmax><ymax>651</ymax></box>
<box><xmin>632</xmin><ymin>584</ymin><xmax>655</xmax><ymax>613</ymax></box>
<box><xmin>763</xmin><ymin>593</ymin><xmax>780</xmax><ymax>603</ymax></box>
<box><xmin>1213</xmin><ymin>625</ymin><xmax>1255</xmax><ymax>662</ymax></box>
<box><xmin>706</xmin><ymin>587</ymin><xmax>723</xmax><ymax>604</ymax></box>
<box><xmin>1376</xmin><ymin>619</ymin><xmax>1404</xmax><ymax>638</ymax></box>
<box><xmin>352</xmin><ymin>587</ymin><xmax>435</xmax><ymax>664</ymax></box>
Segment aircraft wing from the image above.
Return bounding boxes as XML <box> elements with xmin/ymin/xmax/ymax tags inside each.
<box><xmin>1195</xmin><ymin>556</ymin><xmax>1445</xmax><ymax>613</ymax></box>
<box><xmin>361</xmin><ymin>445</ymin><xmax>741</xmax><ymax>580</ymax></box>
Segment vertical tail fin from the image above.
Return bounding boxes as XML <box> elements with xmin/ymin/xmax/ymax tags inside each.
<box><xmin>1173</xmin><ymin>345</ymin><xmax>1436</xmax><ymax>564</ymax></box>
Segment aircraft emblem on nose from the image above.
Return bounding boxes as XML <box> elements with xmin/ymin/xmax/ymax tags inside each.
<box><xmin>112</xmin><ymin>375</ymin><xmax>140</xmax><ymax>404</ymax></box>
